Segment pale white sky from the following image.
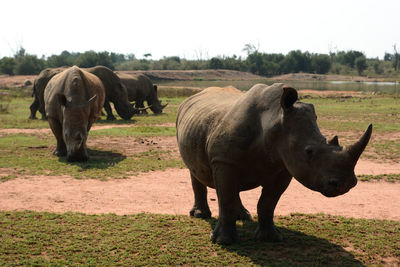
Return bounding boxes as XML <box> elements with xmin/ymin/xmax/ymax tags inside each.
<box><xmin>1</xmin><ymin>0</ymin><xmax>399</xmax><ymax>60</ymax></box>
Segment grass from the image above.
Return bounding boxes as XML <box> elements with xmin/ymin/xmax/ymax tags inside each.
<box><xmin>358</xmin><ymin>174</ymin><xmax>400</xmax><ymax>183</ymax></box>
<box><xmin>0</xmin><ymin>134</ymin><xmax>184</xmax><ymax>180</ymax></box>
<box><xmin>0</xmin><ymin>211</ymin><xmax>398</xmax><ymax>266</ymax></box>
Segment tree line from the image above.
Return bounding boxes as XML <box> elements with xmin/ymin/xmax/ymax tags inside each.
<box><xmin>1</xmin><ymin>46</ymin><xmax>399</xmax><ymax>77</ymax></box>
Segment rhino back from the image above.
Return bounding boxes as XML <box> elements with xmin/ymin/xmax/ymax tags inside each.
<box><xmin>177</xmin><ymin>86</ymin><xmax>243</xmax><ymax>185</ymax></box>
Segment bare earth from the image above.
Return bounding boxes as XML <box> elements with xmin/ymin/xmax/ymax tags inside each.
<box><xmin>0</xmin><ymin>167</ymin><xmax>399</xmax><ymax>221</ymax></box>
<box><xmin>0</xmin><ymin>77</ymin><xmax>399</xmax><ymax>221</ymax></box>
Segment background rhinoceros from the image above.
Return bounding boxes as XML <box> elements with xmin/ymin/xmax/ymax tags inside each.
<box><xmin>30</xmin><ymin>66</ymin><xmax>141</xmax><ymax>121</ymax></box>
<box><xmin>44</xmin><ymin>66</ymin><xmax>105</xmax><ymax>162</ymax></box>
<box><xmin>176</xmin><ymin>83</ymin><xmax>372</xmax><ymax>244</ymax></box>
<box><xmin>117</xmin><ymin>73</ymin><xmax>167</xmax><ymax>114</ymax></box>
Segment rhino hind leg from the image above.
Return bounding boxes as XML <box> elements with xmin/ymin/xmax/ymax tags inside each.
<box><xmin>48</xmin><ymin>118</ymin><xmax>67</xmax><ymax>157</ymax></box>
<box><xmin>210</xmin><ymin>164</ymin><xmax>243</xmax><ymax>245</ymax></box>
<box><xmin>237</xmin><ymin>200</ymin><xmax>251</xmax><ymax>221</ymax></box>
<box><xmin>189</xmin><ymin>173</ymin><xmax>211</xmax><ymax>219</ymax></box>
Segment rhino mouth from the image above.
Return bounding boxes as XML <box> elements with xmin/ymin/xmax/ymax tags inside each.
<box><xmin>321</xmin><ymin>176</ymin><xmax>357</xmax><ymax>198</ymax></box>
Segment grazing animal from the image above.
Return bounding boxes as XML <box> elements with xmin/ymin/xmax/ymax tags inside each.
<box><xmin>30</xmin><ymin>66</ymin><xmax>143</xmax><ymax>120</ymax></box>
<box><xmin>176</xmin><ymin>83</ymin><xmax>372</xmax><ymax>244</ymax></box>
<box><xmin>117</xmin><ymin>73</ymin><xmax>168</xmax><ymax>114</ymax></box>
<box><xmin>44</xmin><ymin>66</ymin><xmax>105</xmax><ymax>162</ymax></box>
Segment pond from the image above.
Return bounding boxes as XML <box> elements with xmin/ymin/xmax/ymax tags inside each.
<box><xmin>159</xmin><ymin>79</ymin><xmax>400</xmax><ymax>94</ymax></box>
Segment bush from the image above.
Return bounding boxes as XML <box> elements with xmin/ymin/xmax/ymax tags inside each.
<box><xmin>0</xmin><ymin>57</ymin><xmax>16</xmax><ymax>75</ymax></box>
<box><xmin>355</xmin><ymin>56</ymin><xmax>367</xmax><ymax>75</ymax></box>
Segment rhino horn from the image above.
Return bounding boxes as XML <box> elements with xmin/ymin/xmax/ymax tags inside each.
<box><xmin>135</xmin><ymin>105</ymin><xmax>152</xmax><ymax>112</ymax></box>
<box><xmin>328</xmin><ymin>135</ymin><xmax>339</xmax><ymax>146</ymax></box>
<box><xmin>161</xmin><ymin>102</ymin><xmax>169</xmax><ymax>109</ymax></box>
<box><xmin>345</xmin><ymin>124</ymin><xmax>373</xmax><ymax>164</ymax></box>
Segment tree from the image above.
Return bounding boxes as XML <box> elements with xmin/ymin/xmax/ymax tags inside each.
<box><xmin>354</xmin><ymin>56</ymin><xmax>367</xmax><ymax>75</ymax></box>
<box><xmin>209</xmin><ymin>57</ymin><xmax>223</xmax><ymax>69</ymax></box>
<box><xmin>311</xmin><ymin>54</ymin><xmax>331</xmax><ymax>74</ymax></box>
<box><xmin>393</xmin><ymin>44</ymin><xmax>399</xmax><ymax>71</ymax></box>
<box><xmin>242</xmin><ymin>43</ymin><xmax>257</xmax><ymax>55</ymax></box>
<box><xmin>0</xmin><ymin>57</ymin><xmax>16</xmax><ymax>75</ymax></box>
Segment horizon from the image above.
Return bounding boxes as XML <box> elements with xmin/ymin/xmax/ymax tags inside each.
<box><xmin>1</xmin><ymin>0</ymin><xmax>399</xmax><ymax>60</ymax></box>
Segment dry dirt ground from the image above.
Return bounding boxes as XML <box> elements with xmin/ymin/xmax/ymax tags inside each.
<box><xmin>0</xmin><ymin>127</ymin><xmax>399</xmax><ymax>221</ymax></box>
<box><xmin>0</xmin><ymin>71</ymin><xmax>399</xmax><ymax>221</ymax></box>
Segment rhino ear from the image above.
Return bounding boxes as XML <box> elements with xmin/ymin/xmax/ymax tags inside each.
<box><xmin>280</xmin><ymin>86</ymin><xmax>298</xmax><ymax>109</ymax></box>
<box><xmin>57</xmin><ymin>93</ymin><xmax>67</xmax><ymax>106</ymax></box>
<box><xmin>88</xmin><ymin>94</ymin><xmax>97</xmax><ymax>104</ymax></box>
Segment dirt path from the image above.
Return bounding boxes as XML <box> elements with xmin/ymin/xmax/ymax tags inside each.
<box><xmin>0</xmin><ymin>167</ymin><xmax>399</xmax><ymax>221</ymax></box>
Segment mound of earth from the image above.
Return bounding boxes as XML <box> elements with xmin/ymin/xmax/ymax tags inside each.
<box><xmin>117</xmin><ymin>69</ymin><xmax>264</xmax><ymax>81</ymax></box>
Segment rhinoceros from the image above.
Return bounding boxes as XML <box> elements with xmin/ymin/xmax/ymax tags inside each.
<box><xmin>44</xmin><ymin>66</ymin><xmax>105</xmax><ymax>162</ymax></box>
<box><xmin>30</xmin><ymin>66</ymin><xmax>144</xmax><ymax>121</ymax></box>
<box><xmin>117</xmin><ymin>73</ymin><xmax>168</xmax><ymax>114</ymax></box>
<box><xmin>176</xmin><ymin>83</ymin><xmax>372</xmax><ymax>245</ymax></box>
<box><xmin>29</xmin><ymin>67</ymin><xmax>66</xmax><ymax>120</ymax></box>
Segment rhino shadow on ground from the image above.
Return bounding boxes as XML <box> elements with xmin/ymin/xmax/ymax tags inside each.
<box><xmin>59</xmin><ymin>148</ymin><xmax>126</xmax><ymax>170</ymax></box>
<box><xmin>204</xmin><ymin>218</ymin><xmax>364</xmax><ymax>266</ymax></box>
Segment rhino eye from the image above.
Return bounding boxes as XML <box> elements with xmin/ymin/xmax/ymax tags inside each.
<box><xmin>305</xmin><ymin>145</ymin><xmax>314</xmax><ymax>158</ymax></box>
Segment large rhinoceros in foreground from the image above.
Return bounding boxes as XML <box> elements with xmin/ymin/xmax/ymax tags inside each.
<box><xmin>117</xmin><ymin>73</ymin><xmax>168</xmax><ymax>114</ymax></box>
<box><xmin>44</xmin><ymin>66</ymin><xmax>105</xmax><ymax>162</ymax></box>
<box><xmin>30</xmin><ymin>66</ymin><xmax>142</xmax><ymax>121</ymax></box>
<box><xmin>176</xmin><ymin>83</ymin><xmax>372</xmax><ymax>245</ymax></box>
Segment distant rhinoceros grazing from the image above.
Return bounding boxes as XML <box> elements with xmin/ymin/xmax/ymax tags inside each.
<box><xmin>176</xmin><ymin>83</ymin><xmax>372</xmax><ymax>245</ymax></box>
<box><xmin>117</xmin><ymin>73</ymin><xmax>168</xmax><ymax>114</ymax></box>
<box><xmin>44</xmin><ymin>66</ymin><xmax>105</xmax><ymax>162</ymax></box>
<box><xmin>30</xmin><ymin>66</ymin><xmax>143</xmax><ymax>121</ymax></box>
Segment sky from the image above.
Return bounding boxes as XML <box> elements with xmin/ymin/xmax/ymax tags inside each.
<box><xmin>1</xmin><ymin>0</ymin><xmax>399</xmax><ymax>60</ymax></box>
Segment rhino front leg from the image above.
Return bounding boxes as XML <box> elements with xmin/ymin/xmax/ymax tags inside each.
<box><xmin>48</xmin><ymin>117</ymin><xmax>66</xmax><ymax>157</ymax></box>
<box><xmin>210</xmin><ymin>164</ymin><xmax>241</xmax><ymax>245</ymax></box>
<box><xmin>255</xmin><ymin>173</ymin><xmax>292</xmax><ymax>242</ymax></box>
<box><xmin>103</xmin><ymin>100</ymin><xmax>116</xmax><ymax>120</ymax></box>
<box><xmin>190</xmin><ymin>172</ymin><xmax>211</xmax><ymax>218</ymax></box>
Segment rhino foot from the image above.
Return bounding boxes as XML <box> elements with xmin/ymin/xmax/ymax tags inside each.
<box><xmin>210</xmin><ymin>222</ymin><xmax>238</xmax><ymax>245</ymax></box>
<box><xmin>53</xmin><ymin>149</ymin><xmax>67</xmax><ymax>157</ymax></box>
<box><xmin>190</xmin><ymin>207</ymin><xmax>211</xmax><ymax>219</ymax></box>
<box><xmin>254</xmin><ymin>225</ymin><xmax>283</xmax><ymax>242</ymax></box>
<box><xmin>29</xmin><ymin>115</ymin><xmax>37</xmax><ymax>120</ymax></box>
<box><xmin>106</xmin><ymin>115</ymin><xmax>116</xmax><ymax>121</ymax></box>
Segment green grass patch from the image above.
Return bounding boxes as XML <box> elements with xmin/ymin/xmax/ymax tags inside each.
<box><xmin>358</xmin><ymin>174</ymin><xmax>400</xmax><ymax>183</ymax></box>
<box><xmin>0</xmin><ymin>134</ymin><xmax>183</xmax><ymax>180</ymax></box>
<box><xmin>91</xmin><ymin>126</ymin><xmax>176</xmax><ymax>137</ymax></box>
<box><xmin>308</xmin><ymin>96</ymin><xmax>400</xmax><ymax>133</ymax></box>
<box><xmin>0</xmin><ymin>211</ymin><xmax>398</xmax><ymax>266</ymax></box>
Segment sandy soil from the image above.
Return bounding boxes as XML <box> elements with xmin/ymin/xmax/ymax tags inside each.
<box><xmin>0</xmin><ymin>168</ymin><xmax>399</xmax><ymax>221</ymax></box>
<box><xmin>0</xmin><ymin>82</ymin><xmax>398</xmax><ymax>221</ymax></box>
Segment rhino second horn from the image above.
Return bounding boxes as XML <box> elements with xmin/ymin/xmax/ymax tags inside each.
<box><xmin>345</xmin><ymin>124</ymin><xmax>373</xmax><ymax>164</ymax></box>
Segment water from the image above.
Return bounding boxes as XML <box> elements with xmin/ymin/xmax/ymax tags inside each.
<box><xmin>159</xmin><ymin>79</ymin><xmax>400</xmax><ymax>94</ymax></box>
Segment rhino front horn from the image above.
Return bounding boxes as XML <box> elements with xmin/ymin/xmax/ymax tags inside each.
<box><xmin>346</xmin><ymin>124</ymin><xmax>373</xmax><ymax>164</ymax></box>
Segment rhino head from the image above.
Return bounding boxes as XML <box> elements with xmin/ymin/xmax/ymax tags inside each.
<box><xmin>148</xmin><ymin>85</ymin><xmax>168</xmax><ymax>114</ymax></box>
<box><xmin>57</xmin><ymin>93</ymin><xmax>98</xmax><ymax>162</ymax></box>
<box><xmin>271</xmin><ymin>86</ymin><xmax>372</xmax><ymax>197</ymax></box>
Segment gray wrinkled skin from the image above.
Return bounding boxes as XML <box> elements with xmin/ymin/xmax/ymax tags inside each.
<box><xmin>176</xmin><ymin>83</ymin><xmax>372</xmax><ymax>245</ymax></box>
<box><xmin>44</xmin><ymin>66</ymin><xmax>105</xmax><ymax>162</ymax></box>
<box><xmin>117</xmin><ymin>73</ymin><xmax>167</xmax><ymax>114</ymax></box>
<box><xmin>30</xmin><ymin>66</ymin><xmax>137</xmax><ymax>121</ymax></box>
